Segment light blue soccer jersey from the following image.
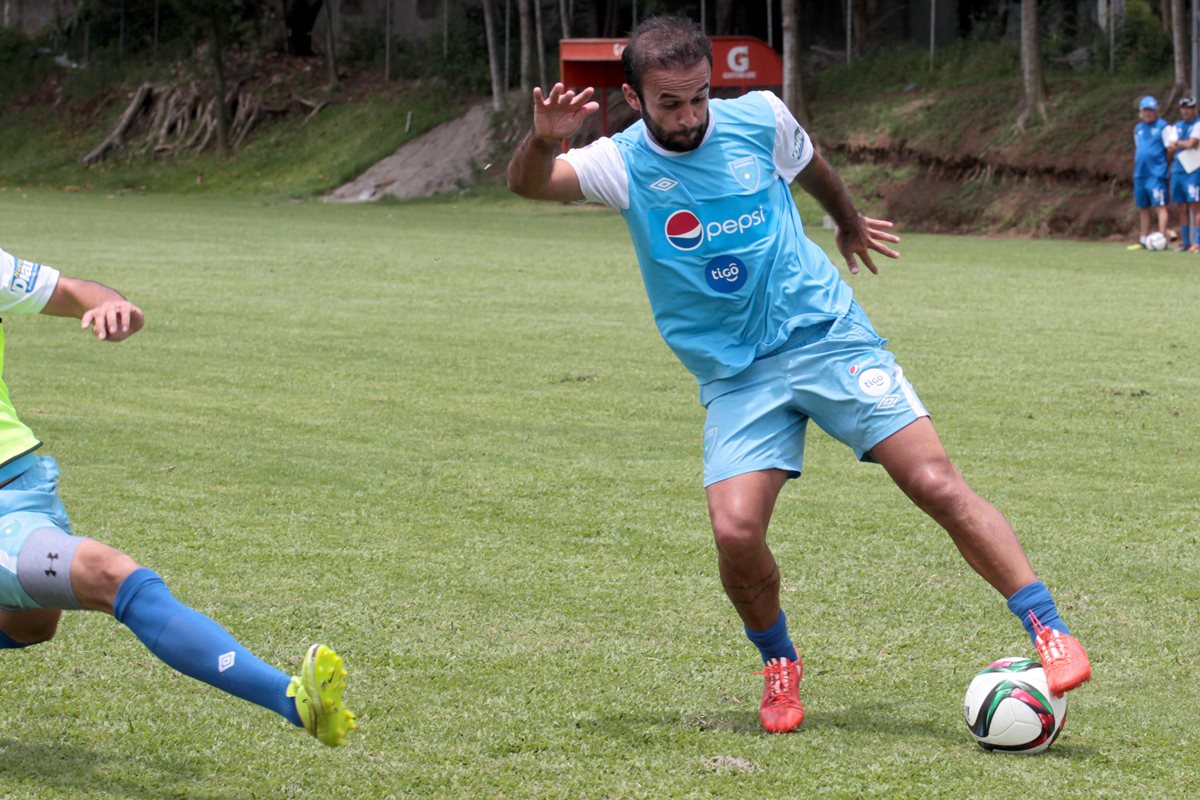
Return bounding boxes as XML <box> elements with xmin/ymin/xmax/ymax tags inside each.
<box><xmin>1134</xmin><ymin>119</ymin><xmax>1169</xmax><ymax>179</ymax></box>
<box><xmin>562</xmin><ymin>92</ymin><xmax>853</xmax><ymax>387</ymax></box>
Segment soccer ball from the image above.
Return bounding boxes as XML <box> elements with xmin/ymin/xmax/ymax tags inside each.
<box><xmin>963</xmin><ymin>657</ymin><xmax>1066</xmax><ymax>754</ymax></box>
<box><xmin>1146</xmin><ymin>231</ymin><xmax>1168</xmax><ymax>251</ymax></box>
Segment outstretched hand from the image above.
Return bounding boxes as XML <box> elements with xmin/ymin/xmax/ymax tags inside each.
<box><xmin>532</xmin><ymin>83</ymin><xmax>600</xmax><ymax>143</ymax></box>
<box><xmin>81</xmin><ymin>300</ymin><xmax>144</xmax><ymax>342</ymax></box>
<box><xmin>835</xmin><ymin>216</ymin><xmax>901</xmax><ymax>275</ymax></box>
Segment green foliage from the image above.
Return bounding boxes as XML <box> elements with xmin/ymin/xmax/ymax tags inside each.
<box><xmin>0</xmin><ymin>27</ymin><xmax>58</xmax><ymax>105</ymax></box>
<box><xmin>1111</xmin><ymin>0</ymin><xmax>1173</xmax><ymax>77</ymax></box>
<box><xmin>0</xmin><ymin>190</ymin><xmax>1197</xmax><ymax>798</ymax></box>
<box><xmin>374</xmin><ymin>8</ymin><xmax>493</xmax><ymax>94</ymax></box>
<box><xmin>0</xmin><ymin>83</ymin><xmax>455</xmax><ymax>199</ymax></box>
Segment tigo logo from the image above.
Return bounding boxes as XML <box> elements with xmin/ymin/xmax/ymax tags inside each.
<box><xmin>665</xmin><ymin>210</ymin><xmax>704</xmax><ymax>251</ymax></box>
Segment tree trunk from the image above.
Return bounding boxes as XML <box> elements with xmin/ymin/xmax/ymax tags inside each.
<box><xmin>559</xmin><ymin>0</ymin><xmax>570</xmax><ymax>38</ymax></box>
<box><xmin>1015</xmin><ymin>0</ymin><xmax>1046</xmax><ymax>131</ymax></box>
<box><xmin>1171</xmin><ymin>0</ymin><xmax>1189</xmax><ymax>98</ymax></box>
<box><xmin>207</xmin><ymin>8</ymin><xmax>231</xmax><ymax>153</ymax></box>
<box><xmin>534</xmin><ymin>0</ymin><xmax>547</xmax><ymax>89</ymax></box>
<box><xmin>517</xmin><ymin>0</ymin><xmax>534</xmax><ymax>93</ymax></box>
<box><xmin>324</xmin><ymin>0</ymin><xmax>339</xmax><ymax>90</ymax></box>
<box><xmin>715</xmin><ymin>0</ymin><xmax>734</xmax><ymax>35</ymax></box>
<box><xmin>482</xmin><ymin>0</ymin><xmax>505</xmax><ymax>111</ymax></box>
<box><xmin>781</xmin><ymin>0</ymin><xmax>812</xmax><ymax>130</ymax></box>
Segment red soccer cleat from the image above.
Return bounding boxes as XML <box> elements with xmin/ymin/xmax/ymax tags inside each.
<box><xmin>757</xmin><ymin>656</ymin><xmax>804</xmax><ymax>733</ymax></box>
<box><xmin>1030</xmin><ymin>612</ymin><xmax>1092</xmax><ymax>696</ymax></box>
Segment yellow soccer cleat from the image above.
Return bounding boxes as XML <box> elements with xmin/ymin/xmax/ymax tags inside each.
<box><xmin>287</xmin><ymin>644</ymin><xmax>358</xmax><ymax>746</ymax></box>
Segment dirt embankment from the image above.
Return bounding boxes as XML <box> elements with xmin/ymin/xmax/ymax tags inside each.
<box><xmin>813</xmin><ymin>84</ymin><xmax>1147</xmax><ymax>240</ymax></box>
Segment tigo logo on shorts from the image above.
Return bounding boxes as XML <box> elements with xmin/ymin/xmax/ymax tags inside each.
<box><xmin>857</xmin><ymin>368</ymin><xmax>892</xmax><ymax>397</ymax></box>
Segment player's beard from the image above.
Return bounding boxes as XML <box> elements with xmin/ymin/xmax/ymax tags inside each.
<box><xmin>643</xmin><ymin>110</ymin><xmax>707</xmax><ymax>153</ymax></box>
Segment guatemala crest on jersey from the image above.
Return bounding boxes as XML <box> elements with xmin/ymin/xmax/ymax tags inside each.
<box><xmin>728</xmin><ymin>156</ymin><xmax>760</xmax><ymax>192</ymax></box>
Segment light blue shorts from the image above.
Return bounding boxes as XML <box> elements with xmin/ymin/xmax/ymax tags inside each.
<box><xmin>0</xmin><ymin>456</ymin><xmax>74</xmax><ymax>610</ymax></box>
<box><xmin>700</xmin><ymin>303</ymin><xmax>929</xmax><ymax>486</ymax></box>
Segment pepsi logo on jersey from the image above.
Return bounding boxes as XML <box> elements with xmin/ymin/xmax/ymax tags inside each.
<box><xmin>663</xmin><ymin>207</ymin><xmax>769</xmax><ymax>252</ymax></box>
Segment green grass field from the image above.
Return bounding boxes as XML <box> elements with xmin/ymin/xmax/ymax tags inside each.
<box><xmin>0</xmin><ymin>188</ymin><xmax>1196</xmax><ymax>799</ymax></box>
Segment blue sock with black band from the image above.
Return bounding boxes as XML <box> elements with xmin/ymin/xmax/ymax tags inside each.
<box><xmin>1006</xmin><ymin>580</ymin><xmax>1069</xmax><ymax>645</ymax></box>
<box><xmin>745</xmin><ymin>610</ymin><xmax>799</xmax><ymax>663</ymax></box>
<box><xmin>113</xmin><ymin>567</ymin><xmax>301</xmax><ymax>725</ymax></box>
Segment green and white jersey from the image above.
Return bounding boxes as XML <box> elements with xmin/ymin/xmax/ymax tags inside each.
<box><xmin>0</xmin><ymin>247</ymin><xmax>61</xmax><ymax>469</ymax></box>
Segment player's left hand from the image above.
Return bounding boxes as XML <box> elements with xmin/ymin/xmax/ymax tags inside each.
<box><xmin>81</xmin><ymin>300</ymin><xmax>144</xmax><ymax>342</ymax></box>
<box><xmin>836</xmin><ymin>215</ymin><xmax>900</xmax><ymax>275</ymax></box>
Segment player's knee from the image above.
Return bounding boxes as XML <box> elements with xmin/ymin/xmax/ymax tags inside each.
<box><xmin>70</xmin><ymin>541</ymin><xmax>140</xmax><ymax>613</ymax></box>
<box><xmin>710</xmin><ymin>509</ymin><xmax>767</xmax><ymax>557</ymax></box>
<box><xmin>903</xmin><ymin>461</ymin><xmax>970</xmax><ymax>518</ymax></box>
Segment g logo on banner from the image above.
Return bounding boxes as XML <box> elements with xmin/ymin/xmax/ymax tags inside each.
<box><xmin>727</xmin><ymin>46</ymin><xmax>750</xmax><ymax>73</ymax></box>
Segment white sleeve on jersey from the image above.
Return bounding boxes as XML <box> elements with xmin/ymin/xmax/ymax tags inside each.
<box><xmin>1163</xmin><ymin>124</ymin><xmax>1179</xmax><ymax>147</ymax></box>
<box><xmin>558</xmin><ymin>137</ymin><xmax>631</xmax><ymax>210</ymax></box>
<box><xmin>0</xmin><ymin>247</ymin><xmax>61</xmax><ymax>314</ymax></box>
<box><xmin>756</xmin><ymin>90</ymin><xmax>814</xmax><ymax>182</ymax></box>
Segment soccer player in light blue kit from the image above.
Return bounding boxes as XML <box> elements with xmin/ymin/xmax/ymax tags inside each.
<box><xmin>507</xmin><ymin>16</ymin><xmax>1091</xmax><ymax>734</ymax></box>
<box><xmin>0</xmin><ymin>246</ymin><xmax>355</xmax><ymax>746</ymax></box>
<box><xmin>1167</xmin><ymin>96</ymin><xmax>1200</xmax><ymax>251</ymax></box>
<box><xmin>1133</xmin><ymin>95</ymin><xmax>1170</xmax><ymax>249</ymax></box>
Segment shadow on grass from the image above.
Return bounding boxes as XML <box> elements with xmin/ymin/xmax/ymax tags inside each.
<box><xmin>591</xmin><ymin>701</ymin><xmax>1097</xmax><ymax>758</ymax></box>
<box><xmin>0</xmin><ymin>737</ymin><xmax>239</xmax><ymax>800</ymax></box>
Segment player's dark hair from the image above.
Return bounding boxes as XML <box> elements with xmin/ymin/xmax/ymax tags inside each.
<box><xmin>621</xmin><ymin>16</ymin><xmax>713</xmax><ymax>98</ymax></box>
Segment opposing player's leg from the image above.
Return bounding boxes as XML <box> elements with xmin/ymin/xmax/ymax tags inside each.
<box><xmin>4</xmin><ymin>525</ymin><xmax>355</xmax><ymax>744</ymax></box>
<box><xmin>868</xmin><ymin>419</ymin><xmax>1091</xmax><ymax>695</ymax></box>
<box><xmin>73</xmin><ymin>539</ymin><xmax>355</xmax><ymax>744</ymax></box>
<box><xmin>707</xmin><ymin>470</ymin><xmax>804</xmax><ymax>733</ymax></box>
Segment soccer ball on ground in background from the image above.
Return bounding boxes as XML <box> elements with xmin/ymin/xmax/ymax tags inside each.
<box><xmin>963</xmin><ymin>657</ymin><xmax>1066</xmax><ymax>754</ymax></box>
<box><xmin>1146</xmin><ymin>231</ymin><xmax>1168</xmax><ymax>251</ymax></box>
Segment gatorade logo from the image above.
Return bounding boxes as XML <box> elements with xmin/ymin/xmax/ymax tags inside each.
<box><xmin>665</xmin><ymin>210</ymin><xmax>704</xmax><ymax>251</ymax></box>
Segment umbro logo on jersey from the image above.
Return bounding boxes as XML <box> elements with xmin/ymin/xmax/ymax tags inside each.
<box><xmin>649</xmin><ymin>177</ymin><xmax>678</xmax><ymax>192</ymax></box>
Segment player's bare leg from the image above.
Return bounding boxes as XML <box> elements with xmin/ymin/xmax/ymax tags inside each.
<box><xmin>869</xmin><ymin>418</ymin><xmax>1090</xmax><ymax>694</ymax></box>
<box><xmin>707</xmin><ymin>469</ymin><xmax>804</xmax><ymax>732</ymax></box>
<box><xmin>0</xmin><ymin>608</ymin><xmax>61</xmax><ymax>645</ymax></box>
<box><xmin>868</xmin><ymin>418</ymin><xmax>1035</xmax><ymax>596</ymax></box>
<box><xmin>707</xmin><ymin>469</ymin><xmax>790</xmax><ymax>629</ymax></box>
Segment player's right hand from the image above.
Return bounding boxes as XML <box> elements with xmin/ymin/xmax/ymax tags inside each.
<box><xmin>532</xmin><ymin>83</ymin><xmax>600</xmax><ymax>143</ymax></box>
<box><xmin>81</xmin><ymin>300</ymin><xmax>144</xmax><ymax>342</ymax></box>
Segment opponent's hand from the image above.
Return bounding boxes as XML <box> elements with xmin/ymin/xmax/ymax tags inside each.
<box><xmin>81</xmin><ymin>300</ymin><xmax>144</xmax><ymax>342</ymax></box>
<box><xmin>836</xmin><ymin>215</ymin><xmax>901</xmax><ymax>275</ymax></box>
<box><xmin>532</xmin><ymin>83</ymin><xmax>600</xmax><ymax>143</ymax></box>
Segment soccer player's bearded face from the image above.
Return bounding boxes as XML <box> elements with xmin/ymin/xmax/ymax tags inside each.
<box><xmin>624</xmin><ymin>61</ymin><xmax>711</xmax><ymax>153</ymax></box>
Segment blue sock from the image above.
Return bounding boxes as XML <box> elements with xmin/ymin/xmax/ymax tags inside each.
<box><xmin>1183</xmin><ymin>225</ymin><xmax>1191</xmax><ymax>248</ymax></box>
<box><xmin>745</xmin><ymin>610</ymin><xmax>799</xmax><ymax>663</ymax></box>
<box><xmin>1006</xmin><ymin>580</ymin><xmax>1069</xmax><ymax>646</ymax></box>
<box><xmin>0</xmin><ymin>629</ymin><xmax>31</xmax><ymax>649</ymax></box>
<box><xmin>113</xmin><ymin>568</ymin><xmax>301</xmax><ymax>726</ymax></box>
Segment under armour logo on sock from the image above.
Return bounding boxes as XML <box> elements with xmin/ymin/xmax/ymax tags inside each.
<box><xmin>217</xmin><ymin>651</ymin><xmax>237</xmax><ymax>672</ymax></box>
<box><xmin>44</xmin><ymin>552</ymin><xmax>59</xmax><ymax>577</ymax></box>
